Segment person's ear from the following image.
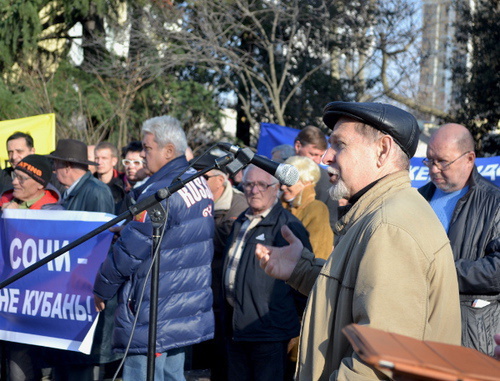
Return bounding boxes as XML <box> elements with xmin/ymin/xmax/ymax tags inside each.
<box><xmin>294</xmin><ymin>141</ymin><xmax>301</xmax><ymax>154</ymax></box>
<box><xmin>376</xmin><ymin>135</ymin><xmax>393</xmax><ymax>167</ymax></box>
<box><xmin>164</xmin><ymin>143</ymin><xmax>175</xmax><ymax>159</ymax></box>
<box><xmin>465</xmin><ymin>151</ymin><xmax>476</xmax><ymax>165</ymax></box>
<box><xmin>216</xmin><ymin>175</ymin><xmax>225</xmax><ymax>186</ymax></box>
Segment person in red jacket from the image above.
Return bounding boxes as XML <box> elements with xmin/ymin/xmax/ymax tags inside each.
<box><xmin>0</xmin><ymin>154</ymin><xmax>60</xmax><ymax>210</ymax></box>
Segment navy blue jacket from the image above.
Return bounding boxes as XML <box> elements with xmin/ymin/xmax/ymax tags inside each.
<box><xmin>94</xmin><ymin>155</ymin><xmax>215</xmax><ymax>354</ymax></box>
<box><xmin>223</xmin><ymin>202</ymin><xmax>312</xmax><ymax>342</ymax></box>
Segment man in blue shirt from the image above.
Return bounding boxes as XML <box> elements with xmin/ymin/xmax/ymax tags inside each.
<box><xmin>419</xmin><ymin>123</ymin><xmax>500</xmax><ymax>356</ymax></box>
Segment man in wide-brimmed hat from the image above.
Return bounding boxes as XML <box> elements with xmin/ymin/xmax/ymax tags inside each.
<box><xmin>47</xmin><ymin>139</ymin><xmax>114</xmax><ymax>214</ymax></box>
<box><xmin>45</xmin><ymin>139</ymin><xmax>117</xmax><ymax>380</ymax></box>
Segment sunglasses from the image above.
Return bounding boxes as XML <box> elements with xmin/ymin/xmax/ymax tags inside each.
<box><xmin>122</xmin><ymin>159</ymin><xmax>144</xmax><ymax>167</ymax></box>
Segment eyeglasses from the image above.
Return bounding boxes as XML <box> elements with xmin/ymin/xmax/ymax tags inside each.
<box><xmin>422</xmin><ymin>151</ymin><xmax>471</xmax><ymax>171</ymax></box>
<box><xmin>12</xmin><ymin>172</ymin><xmax>33</xmax><ymax>184</ymax></box>
<box><xmin>122</xmin><ymin>159</ymin><xmax>144</xmax><ymax>167</ymax></box>
<box><xmin>242</xmin><ymin>181</ymin><xmax>278</xmax><ymax>192</ymax></box>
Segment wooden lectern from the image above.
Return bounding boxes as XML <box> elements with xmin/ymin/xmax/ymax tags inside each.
<box><xmin>343</xmin><ymin>324</ymin><xmax>500</xmax><ymax>381</ymax></box>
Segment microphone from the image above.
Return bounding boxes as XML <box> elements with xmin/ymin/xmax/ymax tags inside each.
<box><xmin>217</xmin><ymin>143</ymin><xmax>299</xmax><ymax>186</ymax></box>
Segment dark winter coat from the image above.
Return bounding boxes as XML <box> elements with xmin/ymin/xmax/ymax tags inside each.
<box><xmin>223</xmin><ymin>202</ymin><xmax>312</xmax><ymax>342</ymax></box>
<box><xmin>63</xmin><ymin>171</ymin><xmax>115</xmax><ymax>214</ymax></box>
<box><xmin>419</xmin><ymin>167</ymin><xmax>500</xmax><ymax>355</ymax></box>
<box><xmin>94</xmin><ymin>155</ymin><xmax>215</xmax><ymax>354</ymax></box>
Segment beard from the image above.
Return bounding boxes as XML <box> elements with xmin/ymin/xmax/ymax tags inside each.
<box><xmin>329</xmin><ymin>180</ymin><xmax>350</xmax><ymax>201</ymax></box>
<box><xmin>327</xmin><ymin>167</ymin><xmax>350</xmax><ymax>200</ymax></box>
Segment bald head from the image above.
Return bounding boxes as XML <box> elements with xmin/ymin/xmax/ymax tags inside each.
<box><xmin>426</xmin><ymin>123</ymin><xmax>476</xmax><ymax>192</ymax></box>
<box><xmin>430</xmin><ymin>123</ymin><xmax>475</xmax><ymax>153</ymax></box>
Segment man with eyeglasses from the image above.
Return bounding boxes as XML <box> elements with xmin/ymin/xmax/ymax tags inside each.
<box><xmin>222</xmin><ymin>164</ymin><xmax>311</xmax><ymax>381</ymax></box>
<box><xmin>419</xmin><ymin>123</ymin><xmax>500</xmax><ymax>356</ymax></box>
<box><xmin>0</xmin><ymin>154</ymin><xmax>62</xmax><ymax>211</ymax></box>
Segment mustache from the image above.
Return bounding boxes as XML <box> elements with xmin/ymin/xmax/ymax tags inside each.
<box><xmin>326</xmin><ymin>166</ymin><xmax>339</xmax><ymax>176</ymax></box>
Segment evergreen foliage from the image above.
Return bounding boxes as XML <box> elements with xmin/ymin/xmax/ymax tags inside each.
<box><xmin>451</xmin><ymin>0</ymin><xmax>500</xmax><ymax>154</ymax></box>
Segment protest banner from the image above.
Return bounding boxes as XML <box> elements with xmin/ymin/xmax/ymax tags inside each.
<box><xmin>0</xmin><ymin>209</ymin><xmax>116</xmax><ymax>354</ymax></box>
<box><xmin>0</xmin><ymin>114</ymin><xmax>56</xmax><ymax>169</ymax></box>
<box><xmin>410</xmin><ymin>156</ymin><xmax>500</xmax><ymax>188</ymax></box>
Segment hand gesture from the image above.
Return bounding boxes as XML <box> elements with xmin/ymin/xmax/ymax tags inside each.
<box><xmin>255</xmin><ymin>225</ymin><xmax>303</xmax><ymax>281</ymax></box>
<box><xmin>94</xmin><ymin>294</ymin><xmax>106</xmax><ymax>312</ymax></box>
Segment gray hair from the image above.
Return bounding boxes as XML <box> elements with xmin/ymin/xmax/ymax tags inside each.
<box><xmin>142</xmin><ymin>116</ymin><xmax>188</xmax><ymax>156</ymax></box>
<box><xmin>271</xmin><ymin>144</ymin><xmax>295</xmax><ymax>163</ymax></box>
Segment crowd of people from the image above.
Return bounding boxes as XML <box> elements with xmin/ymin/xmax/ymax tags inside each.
<box><xmin>0</xmin><ymin>102</ymin><xmax>498</xmax><ymax>381</ymax></box>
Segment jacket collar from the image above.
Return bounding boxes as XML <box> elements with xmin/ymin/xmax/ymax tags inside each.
<box><xmin>148</xmin><ymin>155</ymin><xmax>189</xmax><ymax>183</ymax></box>
<box><xmin>67</xmin><ymin>171</ymin><xmax>93</xmax><ymax>197</ymax></box>
<box><xmin>241</xmin><ymin>200</ymin><xmax>282</xmax><ymax>227</ymax></box>
<box><xmin>335</xmin><ymin>171</ymin><xmax>411</xmax><ymax>236</ymax></box>
<box><xmin>143</xmin><ymin>155</ymin><xmax>190</xmax><ymax>189</ymax></box>
<box><xmin>215</xmin><ymin>181</ymin><xmax>234</xmax><ymax>211</ymax></box>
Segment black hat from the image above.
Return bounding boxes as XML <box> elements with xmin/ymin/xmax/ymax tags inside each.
<box><xmin>15</xmin><ymin>154</ymin><xmax>52</xmax><ymax>186</ymax></box>
<box><xmin>46</xmin><ymin>139</ymin><xmax>98</xmax><ymax>166</ymax></box>
<box><xmin>323</xmin><ymin>102</ymin><xmax>420</xmax><ymax>158</ymax></box>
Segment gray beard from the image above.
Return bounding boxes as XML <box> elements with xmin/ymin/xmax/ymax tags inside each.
<box><xmin>328</xmin><ymin>180</ymin><xmax>350</xmax><ymax>201</ymax></box>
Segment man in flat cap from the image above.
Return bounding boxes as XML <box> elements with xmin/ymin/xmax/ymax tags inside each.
<box><xmin>256</xmin><ymin>102</ymin><xmax>461</xmax><ymax>380</ymax></box>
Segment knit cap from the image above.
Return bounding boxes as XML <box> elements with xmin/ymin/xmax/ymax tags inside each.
<box><xmin>15</xmin><ymin>154</ymin><xmax>52</xmax><ymax>186</ymax></box>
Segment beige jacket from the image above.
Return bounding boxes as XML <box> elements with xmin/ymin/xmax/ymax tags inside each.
<box><xmin>288</xmin><ymin>171</ymin><xmax>461</xmax><ymax>380</ymax></box>
<box><xmin>282</xmin><ymin>184</ymin><xmax>334</xmax><ymax>260</ymax></box>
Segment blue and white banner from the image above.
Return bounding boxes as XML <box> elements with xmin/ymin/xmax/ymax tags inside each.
<box><xmin>410</xmin><ymin>157</ymin><xmax>500</xmax><ymax>188</ymax></box>
<box><xmin>0</xmin><ymin>209</ymin><xmax>116</xmax><ymax>354</ymax></box>
<box><xmin>257</xmin><ymin>123</ymin><xmax>500</xmax><ymax>188</ymax></box>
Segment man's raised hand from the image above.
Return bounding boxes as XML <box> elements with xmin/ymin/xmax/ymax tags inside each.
<box><xmin>255</xmin><ymin>225</ymin><xmax>303</xmax><ymax>281</ymax></box>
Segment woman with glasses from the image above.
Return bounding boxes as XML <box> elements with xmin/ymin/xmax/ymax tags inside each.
<box><xmin>121</xmin><ymin>141</ymin><xmax>150</xmax><ymax>192</ymax></box>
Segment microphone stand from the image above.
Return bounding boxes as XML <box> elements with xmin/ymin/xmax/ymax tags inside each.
<box><xmin>0</xmin><ymin>152</ymin><xmax>238</xmax><ymax>381</ymax></box>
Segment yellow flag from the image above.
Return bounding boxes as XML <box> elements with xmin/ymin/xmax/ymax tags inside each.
<box><xmin>0</xmin><ymin>114</ymin><xmax>56</xmax><ymax>169</ymax></box>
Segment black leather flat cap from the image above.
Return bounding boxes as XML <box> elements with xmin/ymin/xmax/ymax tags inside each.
<box><xmin>323</xmin><ymin>101</ymin><xmax>420</xmax><ymax>158</ymax></box>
